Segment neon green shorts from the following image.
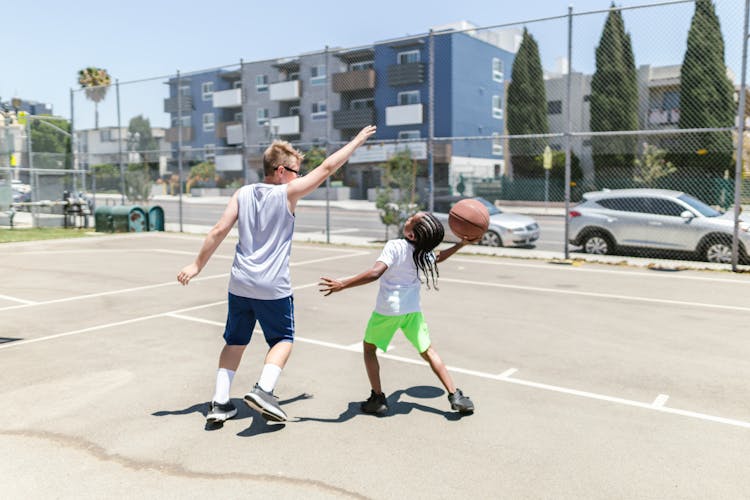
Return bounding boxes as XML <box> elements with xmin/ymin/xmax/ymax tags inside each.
<box><xmin>364</xmin><ymin>311</ymin><xmax>431</xmax><ymax>353</ymax></box>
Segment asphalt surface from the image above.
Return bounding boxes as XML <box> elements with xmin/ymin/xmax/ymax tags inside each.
<box><xmin>2</xmin><ymin>231</ymin><xmax>750</xmax><ymax>498</ymax></box>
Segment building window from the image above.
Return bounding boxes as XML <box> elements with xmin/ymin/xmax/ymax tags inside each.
<box><xmin>583</xmin><ymin>94</ymin><xmax>591</xmax><ymax>102</ymax></box>
<box><xmin>492</xmin><ymin>133</ymin><xmax>503</xmax><ymax>155</ymax></box>
<box><xmin>179</xmin><ymin>84</ymin><xmax>191</xmax><ymax>97</ymax></box>
<box><xmin>310</xmin><ymin>65</ymin><xmax>326</xmax><ymax>85</ymax></box>
<box><xmin>256</xmin><ymin>108</ymin><xmax>269</xmax><ymax>125</ymax></box>
<box><xmin>350</xmin><ymin>60</ymin><xmax>374</xmax><ymax>71</ymax></box>
<box><xmin>398</xmin><ymin>50</ymin><xmax>420</xmax><ymax>64</ymax></box>
<box><xmin>201</xmin><ymin>82</ymin><xmax>214</xmax><ymax>101</ymax></box>
<box><xmin>492</xmin><ymin>95</ymin><xmax>503</xmax><ymax>119</ymax></box>
<box><xmin>398</xmin><ymin>130</ymin><xmax>421</xmax><ymax>140</ymax></box>
<box><xmin>203</xmin><ymin>113</ymin><xmax>215</xmax><ymax>132</ymax></box>
<box><xmin>234</xmin><ymin>112</ymin><xmax>243</xmax><ymax>123</ymax></box>
<box><xmin>256</xmin><ymin>75</ymin><xmax>268</xmax><ymax>92</ymax></box>
<box><xmin>100</xmin><ymin>129</ymin><xmax>115</xmax><ymax>142</ymax></box>
<box><xmin>289</xmin><ymin>105</ymin><xmax>300</xmax><ymax>116</ymax></box>
<box><xmin>398</xmin><ymin>91</ymin><xmax>420</xmax><ymax>106</ymax></box>
<box><xmin>351</xmin><ymin>98</ymin><xmax>374</xmax><ymax>110</ymax></box>
<box><xmin>547</xmin><ymin>100</ymin><xmax>562</xmax><ymax>115</ymax></box>
<box><xmin>204</xmin><ymin>144</ymin><xmax>215</xmax><ymax>161</ymax></box>
<box><xmin>492</xmin><ymin>58</ymin><xmax>504</xmax><ymax>82</ymax></box>
<box><xmin>312</xmin><ymin>102</ymin><xmax>327</xmax><ymax>120</ymax></box>
<box><xmin>172</xmin><ymin>115</ymin><xmax>190</xmax><ymax>127</ymax></box>
<box><xmin>287</xmin><ymin>72</ymin><xmax>300</xmax><ymax>81</ymax></box>
<box><xmin>233</xmin><ymin>81</ymin><xmax>242</xmax><ymax>89</ymax></box>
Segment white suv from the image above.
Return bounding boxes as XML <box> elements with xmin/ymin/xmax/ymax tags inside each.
<box><xmin>569</xmin><ymin>189</ymin><xmax>750</xmax><ymax>263</ymax></box>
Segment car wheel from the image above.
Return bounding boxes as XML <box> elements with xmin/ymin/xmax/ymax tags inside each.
<box><xmin>481</xmin><ymin>230</ymin><xmax>502</xmax><ymax>247</ymax></box>
<box><xmin>704</xmin><ymin>239</ymin><xmax>732</xmax><ymax>263</ymax></box>
<box><xmin>582</xmin><ymin>232</ymin><xmax>614</xmax><ymax>255</ymax></box>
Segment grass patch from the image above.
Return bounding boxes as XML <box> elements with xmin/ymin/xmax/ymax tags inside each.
<box><xmin>0</xmin><ymin>227</ymin><xmax>95</xmax><ymax>243</ymax></box>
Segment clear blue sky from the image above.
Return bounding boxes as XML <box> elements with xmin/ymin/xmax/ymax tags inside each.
<box><xmin>4</xmin><ymin>0</ymin><xmax>746</xmax><ymax>129</ymax></box>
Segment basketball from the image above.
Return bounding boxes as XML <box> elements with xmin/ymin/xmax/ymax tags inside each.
<box><xmin>449</xmin><ymin>199</ymin><xmax>490</xmax><ymax>241</ymax></box>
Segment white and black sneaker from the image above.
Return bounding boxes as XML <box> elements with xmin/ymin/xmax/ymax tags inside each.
<box><xmin>206</xmin><ymin>400</ymin><xmax>238</xmax><ymax>423</ymax></box>
<box><xmin>244</xmin><ymin>384</ymin><xmax>288</xmax><ymax>422</ymax></box>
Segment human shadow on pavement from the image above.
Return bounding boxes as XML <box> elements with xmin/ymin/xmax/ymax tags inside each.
<box><xmin>296</xmin><ymin>385</ymin><xmax>464</xmax><ymax>423</ymax></box>
<box><xmin>235</xmin><ymin>392</ymin><xmax>313</xmax><ymax>437</ymax></box>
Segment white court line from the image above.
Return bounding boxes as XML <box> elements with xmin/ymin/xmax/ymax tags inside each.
<box><xmin>160</xmin><ymin>312</ymin><xmax>750</xmax><ymax>430</ymax></box>
<box><xmin>441</xmin><ymin>277</ymin><xmax>750</xmax><ymax>313</ymax></box>
<box><xmin>0</xmin><ymin>249</ymin><xmax>367</xmax><ymax>313</ymax></box>
<box><xmin>0</xmin><ymin>294</ymin><xmax>37</xmax><ymax>305</ymax></box>
<box><xmin>448</xmin><ymin>257</ymin><xmax>750</xmax><ymax>286</ymax></box>
<box><xmin>653</xmin><ymin>394</ymin><xmax>670</xmax><ymax>407</ymax></box>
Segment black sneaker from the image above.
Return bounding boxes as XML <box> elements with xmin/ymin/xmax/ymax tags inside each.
<box><xmin>244</xmin><ymin>384</ymin><xmax>288</xmax><ymax>422</ymax></box>
<box><xmin>361</xmin><ymin>390</ymin><xmax>388</xmax><ymax>415</ymax></box>
<box><xmin>206</xmin><ymin>400</ymin><xmax>238</xmax><ymax>423</ymax></box>
<box><xmin>448</xmin><ymin>388</ymin><xmax>474</xmax><ymax>414</ymax></box>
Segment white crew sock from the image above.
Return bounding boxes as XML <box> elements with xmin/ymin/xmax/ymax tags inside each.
<box><xmin>212</xmin><ymin>368</ymin><xmax>235</xmax><ymax>404</ymax></box>
<box><xmin>257</xmin><ymin>364</ymin><xmax>282</xmax><ymax>393</ymax></box>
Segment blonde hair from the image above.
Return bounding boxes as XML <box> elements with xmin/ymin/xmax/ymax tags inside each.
<box><xmin>262</xmin><ymin>140</ymin><xmax>304</xmax><ymax>176</ymax></box>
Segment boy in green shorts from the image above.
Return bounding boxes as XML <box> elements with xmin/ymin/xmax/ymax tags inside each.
<box><xmin>318</xmin><ymin>212</ymin><xmax>475</xmax><ymax>415</ymax></box>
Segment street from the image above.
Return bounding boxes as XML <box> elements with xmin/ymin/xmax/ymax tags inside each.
<box><xmin>146</xmin><ymin>197</ymin><xmax>569</xmax><ymax>252</ymax></box>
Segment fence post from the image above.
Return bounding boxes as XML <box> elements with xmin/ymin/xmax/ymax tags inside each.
<box><xmin>733</xmin><ymin>0</ymin><xmax>750</xmax><ymax>271</ymax></box>
<box><xmin>116</xmin><ymin>79</ymin><xmax>125</xmax><ymax>205</ymax></box>
<box><xmin>177</xmin><ymin>70</ymin><xmax>184</xmax><ymax>233</ymax></box>
<box><xmin>428</xmin><ymin>29</ymin><xmax>435</xmax><ymax>212</ymax></box>
<box><xmin>563</xmin><ymin>6</ymin><xmax>574</xmax><ymax>260</ymax></box>
<box><xmin>325</xmin><ymin>45</ymin><xmax>331</xmax><ymax>244</ymax></box>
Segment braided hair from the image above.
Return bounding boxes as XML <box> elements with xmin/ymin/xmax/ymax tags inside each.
<box><xmin>409</xmin><ymin>212</ymin><xmax>445</xmax><ymax>290</ymax></box>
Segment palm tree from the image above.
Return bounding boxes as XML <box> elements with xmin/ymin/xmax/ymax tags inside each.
<box><xmin>78</xmin><ymin>67</ymin><xmax>112</xmax><ymax>129</ymax></box>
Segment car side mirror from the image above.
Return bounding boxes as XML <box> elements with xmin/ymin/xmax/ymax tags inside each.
<box><xmin>680</xmin><ymin>210</ymin><xmax>695</xmax><ymax>220</ymax></box>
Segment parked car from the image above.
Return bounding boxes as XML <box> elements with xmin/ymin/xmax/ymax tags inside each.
<box><xmin>569</xmin><ymin>188</ymin><xmax>750</xmax><ymax>263</ymax></box>
<box><xmin>433</xmin><ymin>196</ymin><xmax>540</xmax><ymax>247</ymax></box>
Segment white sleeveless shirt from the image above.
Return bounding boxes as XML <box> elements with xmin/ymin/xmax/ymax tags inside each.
<box><xmin>227</xmin><ymin>183</ymin><xmax>295</xmax><ymax>300</ymax></box>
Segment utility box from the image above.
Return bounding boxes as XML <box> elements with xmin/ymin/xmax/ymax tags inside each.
<box><xmin>110</xmin><ymin>205</ymin><xmax>148</xmax><ymax>232</ymax></box>
<box><xmin>148</xmin><ymin>205</ymin><xmax>165</xmax><ymax>231</ymax></box>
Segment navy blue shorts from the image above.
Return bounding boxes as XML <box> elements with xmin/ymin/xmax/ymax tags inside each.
<box><xmin>223</xmin><ymin>292</ymin><xmax>295</xmax><ymax>347</ymax></box>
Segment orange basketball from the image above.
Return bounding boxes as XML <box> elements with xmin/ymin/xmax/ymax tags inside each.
<box><xmin>449</xmin><ymin>199</ymin><xmax>490</xmax><ymax>241</ymax></box>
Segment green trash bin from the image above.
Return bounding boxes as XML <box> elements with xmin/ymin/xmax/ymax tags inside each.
<box><xmin>110</xmin><ymin>205</ymin><xmax>148</xmax><ymax>232</ymax></box>
<box><xmin>148</xmin><ymin>205</ymin><xmax>165</xmax><ymax>231</ymax></box>
<box><xmin>94</xmin><ymin>206</ymin><xmax>114</xmax><ymax>232</ymax></box>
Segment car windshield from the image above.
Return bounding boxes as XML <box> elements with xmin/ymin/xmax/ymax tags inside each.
<box><xmin>473</xmin><ymin>197</ymin><xmax>501</xmax><ymax>215</ymax></box>
<box><xmin>677</xmin><ymin>194</ymin><xmax>721</xmax><ymax>217</ymax></box>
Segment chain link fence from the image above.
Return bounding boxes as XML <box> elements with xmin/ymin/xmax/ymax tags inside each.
<box><xmin>4</xmin><ymin>0</ymin><xmax>750</xmax><ymax>268</ymax></box>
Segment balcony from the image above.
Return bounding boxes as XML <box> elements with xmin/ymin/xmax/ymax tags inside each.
<box><xmin>215</xmin><ymin>121</ymin><xmax>239</xmax><ymax>139</ymax></box>
<box><xmin>213</xmin><ymin>88</ymin><xmax>242</xmax><ymax>108</ymax></box>
<box><xmin>387</xmin><ymin>63</ymin><xmax>425</xmax><ymax>86</ymax></box>
<box><xmin>270</xmin><ymin>115</ymin><xmax>300</xmax><ymax>136</ymax></box>
<box><xmin>163</xmin><ymin>96</ymin><xmax>193</xmax><ymax>114</ymax></box>
<box><xmin>226</xmin><ymin>124</ymin><xmax>243</xmax><ymax>145</ymax></box>
<box><xmin>332</xmin><ymin>69</ymin><xmax>376</xmax><ymax>93</ymax></box>
<box><xmin>385</xmin><ymin>104</ymin><xmax>423</xmax><ymax>126</ymax></box>
<box><xmin>165</xmin><ymin>127</ymin><xmax>193</xmax><ymax>143</ymax></box>
<box><xmin>333</xmin><ymin>108</ymin><xmax>375</xmax><ymax>130</ymax></box>
<box><xmin>216</xmin><ymin>154</ymin><xmax>243</xmax><ymax>172</ymax></box>
<box><xmin>269</xmin><ymin>80</ymin><xmax>301</xmax><ymax>101</ymax></box>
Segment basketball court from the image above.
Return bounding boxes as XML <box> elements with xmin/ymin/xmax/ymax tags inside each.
<box><xmin>2</xmin><ymin>232</ymin><xmax>750</xmax><ymax>498</ymax></box>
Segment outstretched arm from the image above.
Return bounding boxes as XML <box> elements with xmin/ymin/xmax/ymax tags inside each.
<box><xmin>318</xmin><ymin>261</ymin><xmax>388</xmax><ymax>296</ymax></box>
<box><xmin>287</xmin><ymin>125</ymin><xmax>376</xmax><ymax>210</ymax></box>
<box><xmin>435</xmin><ymin>237</ymin><xmax>477</xmax><ymax>264</ymax></box>
<box><xmin>177</xmin><ymin>192</ymin><xmax>239</xmax><ymax>285</ymax></box>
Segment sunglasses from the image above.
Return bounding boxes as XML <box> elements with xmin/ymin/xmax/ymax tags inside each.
<box><xmin>280</xmin><ymin>165</ymin><xmax>302</xmax><ymax>176</ymax></box>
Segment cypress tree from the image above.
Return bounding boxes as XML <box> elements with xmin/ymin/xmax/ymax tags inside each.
<box><xmin>677</xmin><ymin>0</ymin><xmax>734</xmax><ymax>176</ymax></box>
<box><xmin>590</xmin><ymin>4</ymin><xmax>639</xmax><ymax>178</ymax></box>
<box><xmin>506</xmin><ymin>28</ymin><xmax>548</xmax><ymax>177</ymax></box>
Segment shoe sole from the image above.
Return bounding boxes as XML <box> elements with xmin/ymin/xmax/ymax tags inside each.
<box><xmin>361</xmin><ymin>405</ymin><xmax>388</xmax><ymax>415</ymax></box>
<box><xmin>244</xmin><ymin>394</ymin><xmax>287</xmax><ymax>422</ymax></box>
<box><xmin>206</xmin><ymin>408</ymin><xmax>238</xmax><ymax>423</ymax></box>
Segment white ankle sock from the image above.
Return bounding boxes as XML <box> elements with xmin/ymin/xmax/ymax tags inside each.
<box><xmin>212</xmin><ymin>368</ymin><xmax>235</xmax><ymax>404</ymax></box>
<box><xmin>257</xmin><ymin>364</ymin><xmax>282</xmax><ymax>393</ymax></box>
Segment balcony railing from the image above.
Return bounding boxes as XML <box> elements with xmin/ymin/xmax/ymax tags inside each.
<box><xmin>648</xmin><ymin>108</ymin><xmax>680</xmax><ymax>125</ymax></box>
<box><xmin>332</xmin><ymin>108</ymin><xmax>375</xmax><ymax>130</ymax></box>
<box><xmin>332</xmin><ymin>69</ymin><xmax>376</xmax><ymax>93</ymax></box>
<box><xmin>215</xmin><ymin>121</ymin><xmax>239</xmax><ymax>139</ymax></box>
<box><xmin>269</xmin><ymin>80</ymin><xmax>301</xmax><ymax>101</ymax></box>
<box><xmin>270</xmin><ymin>115</ymin><xmax>300</xmax><ymax>136</ymax></box>
<box><xmin>165</xmin><ymin>127</ymin><xmax>193</xmax><ymax>143</ymax></box>
<box><xmin>163</xmin><ymin>96</ymin><xmax>193</xmax><ymax>114</ymax></box>
<box><xmin>213</xmin><ymin>88</ymin><xmax>242</xmax><ymax>108</ymax></box>
<box><xmin>387</xmin><ymin>63</ymin><xmax>425</xmax><ymax>86</ymax></box>
<box><xmin>385</xmin><ymin>104</ymin><xmax>423</xmax><ymax>126</ymax></box>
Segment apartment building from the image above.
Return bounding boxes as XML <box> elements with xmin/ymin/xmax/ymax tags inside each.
<box><xmin>163</xmin><ymin>22</ymin><xmax>520</xmax><ymax>200</ymax></box>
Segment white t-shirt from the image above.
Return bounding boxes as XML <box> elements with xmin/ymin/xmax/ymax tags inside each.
<box><xmin>374</xmin><ymin>238</ymin><xmax>429</xmax><ymax>316</ymax></box>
